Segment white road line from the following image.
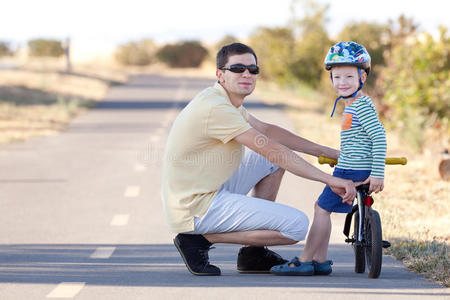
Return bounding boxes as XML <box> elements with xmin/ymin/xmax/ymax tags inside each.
<box><xmin>90</xmin><ymin>247</ymin><xmax>116</xmax><ymax>259</ymax></box>
<box><xmin>134</xmin><ymin>163</ymin><xmax>147</xmax><ymax>172</ymax></box>
<box><xmin>110</xmin><ymin>214</ymin><xmax>129</xmax><ymax>226</ymax></box>
<box><xmin>124</xmin><ymin>186</ymin><xmax>140</xmax><ymax>198</ymax></box>
<box><xmin>150</xmin><ymin>135</ymin><xmax>161</xmax><ymax>142</ymax></box>
<box><xmin>46</xmin><ymin>282</ymin><xmax>85</xmax><ymax>298</ymax></box>
<box><xmin>156</xmin><ymin>127</ymin><xmax>166</xmax><ymax>135</ymax></box>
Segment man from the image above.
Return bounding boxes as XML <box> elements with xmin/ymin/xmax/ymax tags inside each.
<box><xmin>162</xmin><ymin>43</ymin><xmax>356</xmax><ymax>276</ymax></box>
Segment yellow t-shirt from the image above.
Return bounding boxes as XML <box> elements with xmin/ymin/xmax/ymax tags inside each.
<box><xmin>162</xmin><ymin>82</ymin><xmax>252</xmax><ymax>233</ymax></box>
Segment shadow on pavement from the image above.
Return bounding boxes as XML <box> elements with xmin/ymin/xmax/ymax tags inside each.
<box><xmin>0</xmin><ymin>85</ymin><xmax>91</xmax><ymax>106</ymax></box>
<box><xmin>0</xmin><ymin>243</ymin><xmax>446</xmax><ymax>293</ymax></box>
<box><xmin>93</xmin><ymin>100</ymin><xmax>285</xmax><ymax>110</ymax></box>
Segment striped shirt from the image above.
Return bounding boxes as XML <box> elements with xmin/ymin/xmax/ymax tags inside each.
<box><xmin>336</xmin><ymin>95</ymin><xmax>387</xmax><ymax>178</ymax></box>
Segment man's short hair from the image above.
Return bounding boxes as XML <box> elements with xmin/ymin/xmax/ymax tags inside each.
<box><xmin>216</xmin><ymin>43</ymin><xmax>258</xmax><ymax>69</ymax></box>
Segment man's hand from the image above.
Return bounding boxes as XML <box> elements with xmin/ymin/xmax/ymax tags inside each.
<box><xmin>330</xmin><ymin>149</ymin><xmax>340</xmax><ymax>160</ymax></box>
<box><xmin>328</xmin><ymin>177</ymin><xmax>356</xmax><ymax>204</ymax></box>
<box><xmin>362</xmin><ymin>177</ymin><xmax>384</xmax><ymax>193</ymax></box>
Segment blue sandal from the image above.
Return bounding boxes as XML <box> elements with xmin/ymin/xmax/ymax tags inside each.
<box><xmin>313</xmin><ymin>260</ymin><xmax>333</xmax><ymax>275</ymax></box>
<box><xmin>270</xmin><ymin>257</ymin><xmax>314</xmax><ymax>276</ymax></box>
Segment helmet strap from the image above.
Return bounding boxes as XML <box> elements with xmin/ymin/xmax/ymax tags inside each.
<box><xmin>330</xmin><ymin>96</ymin><xmax>342</xmax><ymax>117</ymax></box>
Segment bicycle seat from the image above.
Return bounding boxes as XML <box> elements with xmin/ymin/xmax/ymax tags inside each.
<box><xmin>356</xmin><ymin>183</ymin><xmax>370</xmax><ymax>193</ymax></box>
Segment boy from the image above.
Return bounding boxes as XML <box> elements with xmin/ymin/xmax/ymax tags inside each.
<box><xmin>271</xmin><ymin>41</ymin><xmax>387</xmax><ymax>276</ymax></box>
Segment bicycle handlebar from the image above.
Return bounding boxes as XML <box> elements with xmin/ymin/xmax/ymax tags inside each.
<box><xmin>318</xmin><ymin>156</ymin><xmax>408</xmax><ymax>165</ymax></box>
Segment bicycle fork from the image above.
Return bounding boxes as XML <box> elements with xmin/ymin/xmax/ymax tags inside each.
<box><xmin>356</xmin><ymin>191</ymin><xmax>365</xmax><ymax>247</ymax></box>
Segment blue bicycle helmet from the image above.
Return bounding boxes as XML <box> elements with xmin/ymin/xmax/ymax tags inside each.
<box><xmin>324</xmin><ymin>41</ymin><xmax>371</xmax><ymax>75</ymax></box>
<box><xmin>324</xmin><ymin>41</ymin><xmax>371</xmax><ymax>117</ymax></box>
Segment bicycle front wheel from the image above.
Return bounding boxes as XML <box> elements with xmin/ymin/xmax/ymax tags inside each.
<box><xmin>353</xmin><ymin>211</ymin><xmax>365</xmax><ymax>273</ymax></box>
<box><xmin>365</xmin><ymin>209</ymin><xmax>382</xmax><ymax>278</ymax></box>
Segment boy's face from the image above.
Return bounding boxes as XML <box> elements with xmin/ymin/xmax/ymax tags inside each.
<box><xmin>331</xmin><ymin>65</ymin><xmax>366</xmax><ymax>97</ymax></box>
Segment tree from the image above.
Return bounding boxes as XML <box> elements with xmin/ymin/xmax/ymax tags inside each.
<box><xmin>249</xmin><ymin>27</ymin><xmax>296</xmax><ymax>85</ymax></box>
<box><xmin>28</xmin><ymin>39</ymin><xmax>64</xmax><ymax>57</ymax></box>
<box><xmin>216</xmin><ymin>35</ymin><xmax>239</xmax><ymax>49</ymax></box>
<box><xmin>337</xmin><ymin>21</ymin><xmax>389</xmax><ymax>85</ymax></box>
<box><xmin>0</xmin><ymin>41</ymin><xmax>12</xmax><ymax>57</ymax></box>
<box><xmin>386</xmin><ymin>14</ymin><xmax>419</xmax><ymax>46</ymax></box>
<box><xmin>288</xmin><ymin>0</ymin><xmax>331</xmax><ymax>86</ymax></box>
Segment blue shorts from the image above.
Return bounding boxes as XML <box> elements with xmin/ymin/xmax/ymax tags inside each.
<box><xmin>318</xmin><ymin>168</ymin><xmax>370</xmax><ymax>213</ymax></box>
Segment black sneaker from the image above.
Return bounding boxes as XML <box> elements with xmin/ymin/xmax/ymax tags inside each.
<box><xmin>173</xmin><ymin>234</ymin><xmax>221</xmax><ymax>276</ymax></box>
<box><xmin>237</xmin><ymin>246</ymin><xmax>288</xmax><ymax>273</ymax></box>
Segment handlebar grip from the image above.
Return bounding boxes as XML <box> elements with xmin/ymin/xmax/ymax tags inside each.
<box><xmin>318</xmin><ymin>156</ymin><xmax>408</xmax><ymax>165</ymax></box>
<box><xmin>385</xmin><ymin>157</ymin><xmax>407</xmax><ymax>165</ymax></box>
<box><xmin>318</xmin><ymin>156</ymin><xmax>338</xmax><ymax>165</ymax></box>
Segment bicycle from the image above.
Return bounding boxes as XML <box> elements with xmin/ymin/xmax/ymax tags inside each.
<box><xmin>318</xmin><ymin>156</ymin><xmax>407</xmax><ymax>278</ymax></box>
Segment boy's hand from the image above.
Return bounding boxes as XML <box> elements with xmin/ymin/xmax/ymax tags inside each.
<box><xmin>362</xmin><ymin>177</ymin><xmax>384</xmax><ymax>193</ymax></box>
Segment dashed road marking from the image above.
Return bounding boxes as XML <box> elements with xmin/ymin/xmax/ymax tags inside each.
<box><xmin>124</xmin><ymin>186</ymin><xmax>140</xmax><ymax>198</ymax></box>
<box><xmin>46</xmin><ymin>282</ymin><xmax>85</xmax><ymax>298</ymax></box>
<box><xmin>156</xmin><ymin>127</ymin><xmax>166</xmax><ymax>135</ymax></box>
<box><xmin>150</xmin><ymin>135</ymin><xmax>161</xmax><ymax>142</ymax></box>
<box><xmin>110</xmin><ymin>214</ymin><xmax>129</xmax><ymax>226</ymax></box>
<box><xmin>134</xmin><ymin>163</ymin><xmax>147</xmax><ymax>172</ymax></box>
<box><xmin>90</xmin><ymin>247</ymin><xmax>116</xmax><ymax>259</ymax></box>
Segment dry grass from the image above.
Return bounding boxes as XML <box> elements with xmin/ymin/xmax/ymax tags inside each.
<box><xmin>0</xmin><ymin>58</ymin><xmax>213</xmax><ymax>145</ymax></box>
<box><xmin>254</xmin><ymin>81</ymin><xmax>450</xmax><ymax>286</ymax></box>
<box><xmin>0</xmin><ymin>61</ymin><xmax>128</xmax><ymax>144</ymax></box>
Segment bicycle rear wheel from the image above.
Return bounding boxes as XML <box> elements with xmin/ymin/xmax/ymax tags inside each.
<box><xmin>353</xmin><ymin>211</ymin><xmax>365</xmax><ymax>273</ymax></box>
<box><xmin>365</xmin><ymin>209</ymin><xmax>382</xmax><ymax>278</ymax></box>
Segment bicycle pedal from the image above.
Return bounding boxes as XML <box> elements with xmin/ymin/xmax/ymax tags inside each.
<box><xmin>345</xmin><ymin>238</ymin><xmax>356</xmax><ymax>243</ymax></box>
<box><xmin>382</xmin><ymin>240</ymin><xmax>391</xmax><ymax>248</ymax></box>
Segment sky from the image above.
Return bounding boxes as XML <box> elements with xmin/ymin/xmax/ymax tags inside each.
<box><xmin>2</xmin><ymin>0</ymin><xmax>449</xmax><ymax>61</ymax></box>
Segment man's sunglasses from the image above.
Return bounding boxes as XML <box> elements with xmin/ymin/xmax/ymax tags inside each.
<box><xmin>220</xmin><ymin>64</ymin><xmax>259</xmax><ymax>75</ymax></box>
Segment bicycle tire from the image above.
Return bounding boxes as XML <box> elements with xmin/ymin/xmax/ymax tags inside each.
<box><xmin>365</xmin><ymin>209</ymin><xmax>382</xmax><ymax>278</ymax></box>
<box><xmin>353</xmin><ymin>211</ymin><xmax>365</xmax><ymax>273</ymax></box>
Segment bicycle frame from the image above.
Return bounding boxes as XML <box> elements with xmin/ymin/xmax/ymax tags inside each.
<box><xmin>356</xmin><ymin>189</ymin><xmax>366</xmax><ymax>244</ymax></box>
<box><xmin>343</xmin><ymin>184</ymin><xmax>371</xmax><ymax>244</ymax></box>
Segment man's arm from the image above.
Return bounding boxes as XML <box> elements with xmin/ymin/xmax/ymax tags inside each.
<box><xmin>248</xmin><ymin>113</ymin><xmax>339</xmax><ymax>159</ymax></box>
<box><xmin>233</xmin><ymin>128</ymin><xmax>356</xmax><ymax>202</ymax></box>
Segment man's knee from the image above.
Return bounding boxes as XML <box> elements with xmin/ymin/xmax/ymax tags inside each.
<box><xmin>271</xmin><ymin>167</ymin><xmax>285</xmax><ymax>179</ymax></box>
<box><xmin>282</xmin><ymin>210</ymin><xmax>309</xmax><ymax>242</ymax></box>
<box><xmin>258</xmin><ymin>166</ymin><xmax>284</xmax><ymax>184</ymax></box>
<box><xmin>253</xmin><ymin>167</ymin><xmax>285</xmax><ymax>201</ymax></box>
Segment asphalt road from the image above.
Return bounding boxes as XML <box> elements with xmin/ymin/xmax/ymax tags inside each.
<box><xmin>0</xmin><ymin>73</ymin><xmax>448</xmax><ymax>299</ymax></box>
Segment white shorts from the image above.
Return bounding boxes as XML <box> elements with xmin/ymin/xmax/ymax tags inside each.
<box><xmin>193</xmin><ymin>149</ymin><xmax>309</xmax><ymax>241</ymax></box>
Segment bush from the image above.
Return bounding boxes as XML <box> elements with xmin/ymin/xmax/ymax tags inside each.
<box><xmin>0</xmin><ymin>41</ymin><xmax>12</xmax><ymax>57</ymax></box>
<box><xmin>115</xmin><ymin>39</ymin><xmax>156</xmax><ymax>66</ymax></box>
<box><xmin>156</xmin><ymin>41</ymin><xmax>208</xmax><ymax>68</ymax></box>
<box><xmin>28</xmin><ymin>39</ymin><xmax>64</xmax><ymax>57</ymax></box>
<box><xmin>380</xmin><ymin>26</ymin><xmax>450</xmax><ymax>149</ymax></box>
